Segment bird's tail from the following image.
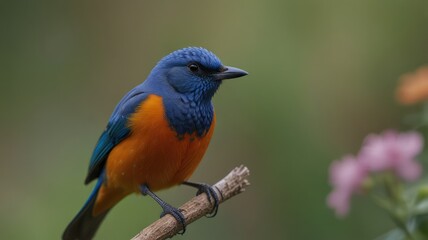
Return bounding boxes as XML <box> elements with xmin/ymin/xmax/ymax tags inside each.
<box><xmin>62</xmin><ymin>178</ymin><xmax>109</xmax><ymax>240</ymax></box>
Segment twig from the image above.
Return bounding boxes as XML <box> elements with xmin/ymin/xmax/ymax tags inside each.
<box><xmin>131</xmin><ymin>165</ymin><xmax>250</xmax><ymax>240</ymax></box>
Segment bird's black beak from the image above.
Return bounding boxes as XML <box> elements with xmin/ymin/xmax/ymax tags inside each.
<box><xmin>214</xmin><ymin>66</ymin><xmax>248</xmax><ymax>81</ymax></box>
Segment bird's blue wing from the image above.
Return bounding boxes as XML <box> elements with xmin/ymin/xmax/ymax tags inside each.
<box><xmin>84</xmin><ymin>88</ymin><xmax>149</xmax><ymax>184</ymax></box>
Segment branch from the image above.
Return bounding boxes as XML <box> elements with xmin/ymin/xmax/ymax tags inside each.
<box><xmin>131</xmin><ymin>165</ymin><xmax>250</xmax><ymax>240</ymax></box>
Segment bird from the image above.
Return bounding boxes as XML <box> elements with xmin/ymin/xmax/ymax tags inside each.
<box><xmin>62</xmin><ymin>47</ymin><xmax>248</xmax><ymax>240</ymax></box>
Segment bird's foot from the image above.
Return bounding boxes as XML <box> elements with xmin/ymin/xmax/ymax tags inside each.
<box><xmin>182</xmin><ymin>182</ymin><xmax>220</xmax><ymax>218</ymax></box>
<box><xmin>160</xmin><ymin>204</ymin><xmax>186</xmax><ymax>234</ymax></box>
<box><xmin>140</xmin><ymin>184</ymin><xmax>187</xmax><ymax>234</ymax></box>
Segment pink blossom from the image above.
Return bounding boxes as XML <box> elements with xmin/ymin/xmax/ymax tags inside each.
<box><xmin>327</xmin><ymin>155</ymin><xmax>367</xmax><ymax>216</ymax></box>
<box><xmin>328</xmin><ymin>130</ymin><xmax>425</xmax><ymax>217</ymax></box>
<box><xmin>327</xmin><ymin>190</ymin><xmax>352</xmax><ymax>217</ymax></box>
<box><xmin>359</xmin><ymin>130</ymin><xmax>423</xmax><ymax>181</ymax></box>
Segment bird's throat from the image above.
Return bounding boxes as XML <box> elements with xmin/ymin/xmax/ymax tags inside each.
<box><xmin>163</xmin><ymin>96</ymin><xmax>214</xmax><ymax>138</ymax></box>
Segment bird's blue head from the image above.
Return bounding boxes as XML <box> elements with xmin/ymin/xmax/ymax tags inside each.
<box><xmin>148</xmin><ymin>47</ymin><xmax>248</xmax><ymax>102</ymax></box>
<box><xmin>144</xmin><ymin>47</ymin><xmax>247</xmax><ymax>137</ymax></box>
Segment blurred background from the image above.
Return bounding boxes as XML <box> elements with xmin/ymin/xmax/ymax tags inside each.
<box><xmin>1</xmin><ymin>1</ymin><xmax>428</xmax><ymax>239</ymax></box>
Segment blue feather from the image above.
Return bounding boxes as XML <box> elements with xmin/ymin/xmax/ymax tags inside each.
<box><xmin>85</xmin><ymin>91</ymin><xmax>149</xmax><ymax>184</ymax></box>
<box><xmin>63</xmin><ymin>173</ymin><xmax>107</xmax><ymax>240</ymax></box>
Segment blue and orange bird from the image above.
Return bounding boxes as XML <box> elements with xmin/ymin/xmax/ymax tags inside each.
<box><xmin>62</xmin><ymin>47</ymin><xmax>247</xmax><ymax>240</ymax></box>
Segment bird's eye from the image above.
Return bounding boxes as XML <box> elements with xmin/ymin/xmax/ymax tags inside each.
<box><xmin>188</xmin><ymin>63</ymin><xmax>199</xmax><ymax>72</ymax></box>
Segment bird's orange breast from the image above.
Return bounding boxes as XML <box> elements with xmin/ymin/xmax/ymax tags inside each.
<box><xmin>105</xmin><ymin>94</ymin><xmax>215</xmax><ymax>192</ymax></box>
<box><xmin>93</xmin><ymin>94</ymin><xmax>215</xmax><ymax>215</ymax></box>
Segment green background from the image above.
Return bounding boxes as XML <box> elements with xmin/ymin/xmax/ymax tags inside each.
<box><xmin>1</xmin><ymin>1</ymin><xmax>428</xmax><ymax>239</ymax></box>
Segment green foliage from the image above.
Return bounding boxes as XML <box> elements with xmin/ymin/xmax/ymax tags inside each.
<box><xmin>374</xmin><ymin>181</ymin><xmax>428</xmax><ymax>239</ymax></box>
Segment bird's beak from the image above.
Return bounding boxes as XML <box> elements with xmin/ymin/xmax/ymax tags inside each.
<box><xmin>214</xmin><ymin>66</ymin><xmax>248</xmax><ymax>81</ymax></box>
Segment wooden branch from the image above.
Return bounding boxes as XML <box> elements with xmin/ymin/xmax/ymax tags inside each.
<box><xmin>131</xmin><ymin>165</ymin><xmax>250</xmax><ymax>240</ymax></box>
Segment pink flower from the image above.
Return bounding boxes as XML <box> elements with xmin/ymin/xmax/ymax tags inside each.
<box><xmin>327</xmin><ymin>156</ymin><xmax>367</xmax><ymax>216</ymax></box>
<box><xmin>359</xmin><ymin>130</ymin><xmax>423</xmax><ymax>181</ymax></box>
<box><xmin>328</xmin><ymin>130</ymin><xmax>425</xmax><ymax>217</ymax></box>
<box><xmin>327</xmin><ymin>189</ymin><xmax>352</xmax><ymax>217</ymax></box>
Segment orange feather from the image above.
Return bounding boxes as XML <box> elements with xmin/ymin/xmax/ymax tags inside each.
<box><xmin>93</xmin><ymin>94</ymin><xmax>216</xmax><ymax>216</ymax></box>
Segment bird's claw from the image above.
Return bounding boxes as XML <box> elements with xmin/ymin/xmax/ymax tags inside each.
<box><xmin>160</xmin><ymin>204</ymin><xmax>186</xmax><ymax>234</ymax></box>
<box><xmin>194</xmin><ymin>183</ymin><xmax>220</xmax><ymax>218</ymax></box>
<box><xmin>140</xmin><ymin>184</ymin><xmax>187</xmax><ymax>234</ymax></box>
<box><xmin>182</xmin><ymin>181</ymin><xmax>220</xmax><ymax>218</ymax></box>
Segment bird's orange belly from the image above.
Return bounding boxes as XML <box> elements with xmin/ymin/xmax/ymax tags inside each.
<box><xmin>105</xmin><ymin>94</ymin><xmax>215</xmax><ymax>193</ymax></box>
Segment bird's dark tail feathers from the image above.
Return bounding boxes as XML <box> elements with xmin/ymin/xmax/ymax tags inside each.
<box><xmin>62</xmin><ymin>178</ymin><xmax>109</xmax><ymax>240</ymax></box>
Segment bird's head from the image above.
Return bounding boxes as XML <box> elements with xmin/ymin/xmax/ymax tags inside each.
<box><xmin>148</xmin><ymin>47</ymin><xmax>248</xmax><ymax>101</ymax></box>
